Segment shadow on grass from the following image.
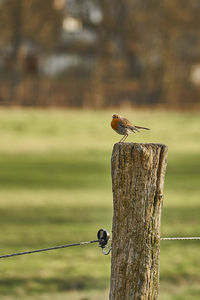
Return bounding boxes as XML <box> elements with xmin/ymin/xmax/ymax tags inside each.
<box><xmin>165</xmin><ymin>153</ymin><xmax>200</xmax><ymax>192</ymax></box>
<box><xmin>0</xmin><ymin>275</ymin><xmax>109</xmax><ymax>295</ymax></box>
<box><xmin>162</xmin><ymin>206</ymin><xmax>200</xmax><ymax>227</ymax></box>
<box><xmin>0</xmin><ymin>152</ymin><xmax>111</xmax><ymax>190</ymax></box>
<box><xmin>0</xmin><ymin>205</ymin><xmax>112</xmax><ymax>226</ymax></box>
<box><xmin>0</xmin><ymin>152</ymin><xmax>199</xmax><ymax>191</ymax></box>
<box><xmin>0</xmin><ymin>205</ymin><xmax>198</xmax><ymax>228</ymax></box>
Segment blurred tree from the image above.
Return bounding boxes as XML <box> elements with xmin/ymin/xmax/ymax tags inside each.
<box><xmin>0</xmin><ymin>0</ymin><xmax>200</xmax><ymax>107</ymax></box>
<box><xmin>95</xmin><ymin>0</ymin><xmax>200</xmax><ymax>107</ymax></box>
<box><xmin>0</xmin><ymin>0</ymin><xmax>63</xmax><ymax>50</ymax></box>
<box><xmin>0</xmin><ymin>0</ymin><xmax>63</xmax><ymax>103</ymax></box>
<box><xmin>162</xmin><ymin>0</ymin><xmax>200</xmax><ymax>106</ymax></box>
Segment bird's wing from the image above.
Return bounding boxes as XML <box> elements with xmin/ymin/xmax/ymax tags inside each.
<box><xmin>120</xmin><ymin>118</ymin><xmax>140</xmax><ymax>132</ymax></box>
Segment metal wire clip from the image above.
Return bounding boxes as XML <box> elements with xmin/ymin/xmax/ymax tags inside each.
<box><xmin>97</xmin><ymin>229</ymin><xmax>112</xmax><ymax>255</ymax></box>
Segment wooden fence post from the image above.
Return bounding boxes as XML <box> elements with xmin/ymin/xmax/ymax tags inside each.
<box><xmin>109</xmin><ymin>143</ymin><xmax>168</xmax><ymax>300</ymax></box>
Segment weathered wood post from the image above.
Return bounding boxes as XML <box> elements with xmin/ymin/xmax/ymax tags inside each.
<box><xmin>110</xmin><ymin>143</ymin><xmax>168</xmax><ymax>300</ymax></box>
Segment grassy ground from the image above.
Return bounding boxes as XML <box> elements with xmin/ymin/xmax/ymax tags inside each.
<box><xmin>0</xmin><ymin>108</ymin><xmax>199</xmax><ymax>300</ymax></box>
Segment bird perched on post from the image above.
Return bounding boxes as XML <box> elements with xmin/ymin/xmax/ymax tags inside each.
<box><xmin>111</xmin><ymin>114</ymin><xmax>150</xmax><ymax>143</ymax></box>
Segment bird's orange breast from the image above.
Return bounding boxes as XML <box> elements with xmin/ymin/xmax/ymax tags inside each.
<box><xmin>111</xmin><ymin>118</ymin><xmax>120</xmax><ymax>131</ymax></box>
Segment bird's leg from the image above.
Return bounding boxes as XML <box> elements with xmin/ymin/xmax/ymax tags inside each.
<box><xmin>119</xmin><ymin>135</ymin><xmax>126</xmax><ymax>143</ymax></box>
<box><xmin>119</xmin><ymin>135</ymin><xmax>128</xmax><ymax>143</ymax></box>
<box><xmin>121</xmin><ymin>135</ymin><xmax>128</xmax><ymax>143</ymax></box>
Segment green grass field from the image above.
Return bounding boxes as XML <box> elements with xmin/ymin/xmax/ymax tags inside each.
<box><xmin>0</xmin><ymin>108</ymin><xmax>199</xmax><ymax>300</ymax></box>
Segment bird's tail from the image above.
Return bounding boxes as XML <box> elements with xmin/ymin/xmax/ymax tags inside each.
<box><xmin>135</xmin><ymin>125</ymin><xmax>150</xmax><ymax>130</ymax></box>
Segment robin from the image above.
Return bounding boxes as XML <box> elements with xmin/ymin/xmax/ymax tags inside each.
<box><xmin>111</xmin><ymin>114</ymin><xmax>150</xmax><ymax>143</ymax></box>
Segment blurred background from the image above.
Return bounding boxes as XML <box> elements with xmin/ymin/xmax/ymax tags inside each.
<box><xmin>0</xmin><ymin>1</ymin><xmax>200</xmax><ymax>300</ymax></box>
<box><xmin>0</xmin><ymin>0</ymin><xmax>200</xmax><ymax>108</ymax></box>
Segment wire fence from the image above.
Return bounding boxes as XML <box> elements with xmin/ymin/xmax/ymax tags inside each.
<box><xmin>160</xmin><ymin>237</ymin><xmax>200</xmax><ymax>241</ymax></box>
<box><xmin>0</xmin><ymin>240</ymin><xmax>99</xmax><ymax>259</ymax></box>
<box><xmin>0</xmin><ymin>229</ymin><xmax>200</xmax><ymax>259</ymax></box>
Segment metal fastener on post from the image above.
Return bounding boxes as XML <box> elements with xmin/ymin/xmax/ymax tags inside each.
<box><xmin>97</xmin><ymin>229</ymin><xmax>112</xmax><ymax>255</ymax></box>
